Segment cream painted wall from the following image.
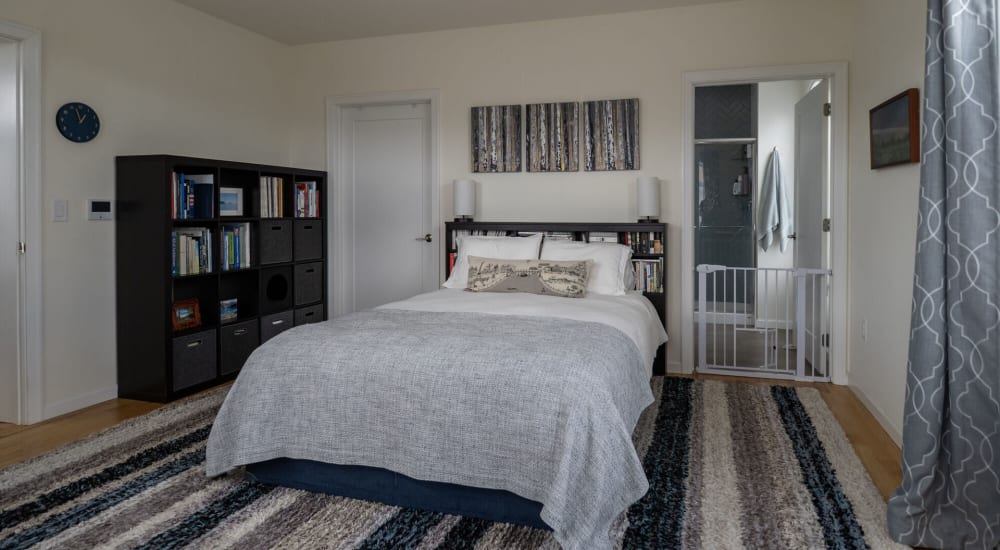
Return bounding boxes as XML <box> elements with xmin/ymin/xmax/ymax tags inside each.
<box><xmin>284</xmin><ymin>0</ymin><xmax>856</xmax><ymax>369</ymax></box>
<box><xmin>0</xmin><ymin>0</ymin><xmax>928</xmax><ymax>436</ymax></box>
<box><xmin>847</xmin><ymin>0</ymin><xmax>925</xmax><ymax>444</ymax></box>
<box><xmin>0</xmin><ymin>0</ymin><xmax>292</xmax><ymax>418</ymax></box>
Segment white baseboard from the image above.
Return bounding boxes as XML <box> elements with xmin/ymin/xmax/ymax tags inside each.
<box><xmin>43</xmin><ymin>385</ymin><xmax>118</xmax><ymax>421</ymax></box>
<box><xmin>849</xmin><ymin>383</ymin><xmax>903</xmax><ymax>447</ymax></box>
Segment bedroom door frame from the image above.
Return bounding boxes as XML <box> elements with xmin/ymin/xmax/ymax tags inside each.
<box><xmin>326</xmin><ymin>90</ymin><xmax>441</xmax><ymax>317</ymax></box>
<box><xmin>680</xmin><ymin>62</ymin><xmax>849</xmax><ymax>385</ymax></box>
<box><xmin>0</xmin><ymin>20</ymin><xmax>42</xmax><ymax>424</ymax></box>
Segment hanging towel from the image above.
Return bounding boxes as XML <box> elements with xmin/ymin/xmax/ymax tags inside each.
<box><xmin>756</xmin><ymin>148</ymin><xmax>793</xmax><ymax>252</ymax></box>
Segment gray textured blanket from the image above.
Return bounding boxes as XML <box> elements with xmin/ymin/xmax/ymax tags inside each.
<box><xmin>206</xmin><ymin>309</ymin><xmax>653</xmax><ymax>549</ymax></box>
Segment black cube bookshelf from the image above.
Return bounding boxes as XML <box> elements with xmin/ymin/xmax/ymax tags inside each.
<box><xmin>115</xmin><ymin>155</ymin><xmax>328</xmax><ymax>401</ymax></box>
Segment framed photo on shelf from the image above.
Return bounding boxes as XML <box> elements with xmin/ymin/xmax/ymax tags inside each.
<box><xmin>869</xmin><ymin>88</ymin><xmax>919</xmax><ymax>169</ymax></box>
<box><xmin>171</xmin><ymin>298</ymin><xmax>201</xmax><ymax>331</ymax></box>
<box><xmin>219</xmin><ymin>187</ymin><xmax>244</xmax><ymax>216</ymax></box>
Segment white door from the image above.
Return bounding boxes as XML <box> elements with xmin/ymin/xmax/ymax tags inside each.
<box><xmin>0</xmin><ymin>38</ymin><xmax>20</xmax><ymax>423</ymax></box>
<box><xmin>793</xmin><ymin>80</ymin><xmax>830</xmax><ymax>375</ymax></box>
<box><xmin>342</xmin><ymin>103</ymin><xmax>436</xmax><ymax>311</ymax></box>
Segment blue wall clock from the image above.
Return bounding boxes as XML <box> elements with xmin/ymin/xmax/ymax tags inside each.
<box><xmin>57</xmin><ymin>102</ymin><xmax>100</xmax><ymax>143</ymax></box>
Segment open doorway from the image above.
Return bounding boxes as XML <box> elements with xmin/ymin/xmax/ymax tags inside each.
<box><xmin>681</xmin><ymin>63</ymin><xmax>848</xmax><ymax>385</ymax></box>
<box><xmin>693</xmin><ymin>79</ymin><xmax>830</xmax><ymax>380</ymax></box>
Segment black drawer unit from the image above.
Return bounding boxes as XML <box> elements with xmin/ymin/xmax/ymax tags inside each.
<box><xmin>172</xmin><ymin>329</ymin><xmax>217</xmax><ymax>392</ymax></box>
<box><xmin>261</xmin><ymin>266</ymin><xmax>294</xmax><ymax>314</ymax></box>
<box><xmin>220</xmin><ymin>319</ymin><xmax>259</xmax><ymax>375</ymax></box>
<box><xmin>294</xmin><ymin>220</ymin><xmax>323</xmax><ymax>261</ymax></box>
<box><xmin>261</xmin><ymin>310</ymin><xmax>294</xmax><ymax>343</ymax></box>
<box><xmin>295</xmin><ymin>304</ymin><xmax>324</xmax><ymax>326</ymax></box>
<box><xmin>294</xmin><ymin>262</ymin><xmax>323</xmax><ymax>306</ymax></box>
<box><xmin>259</xmin><ymin>220</ymin><xmax>292</xmax><ymax>265</ymax></box>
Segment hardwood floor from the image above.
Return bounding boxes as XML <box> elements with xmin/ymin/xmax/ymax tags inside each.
<box><xmin>0</xmin><ymin>398</ymin><xmax>163</xmax><ymax>469</ymax></box>
<box><xmin>0</xmin><ymin>375</ymin><xmax>902</xmax><ymax>501</ymax></box>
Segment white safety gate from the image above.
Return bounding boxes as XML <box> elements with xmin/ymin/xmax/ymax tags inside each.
<box><xmin>696</xmin><ymin>264</ymin><xmax>832</xmax><ymax>381</ymax></box>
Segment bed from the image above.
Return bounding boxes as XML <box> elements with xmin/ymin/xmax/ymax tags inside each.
<box><xmin>206</xmin><ymin>224</ymin><xmax>668</xmax><ymax>549</ymax></box>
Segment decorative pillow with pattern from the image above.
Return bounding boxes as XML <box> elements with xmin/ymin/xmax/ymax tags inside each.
<box><xmin>465</xmin><ymin>256</ymin><xmax>592</xmax><ymax>298</ymax></box>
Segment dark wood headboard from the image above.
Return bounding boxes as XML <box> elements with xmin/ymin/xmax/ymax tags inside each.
<box><xmin>444</xmin><ymin>221</ymin><xmax>668</xmax><ymax>375</ymax></box>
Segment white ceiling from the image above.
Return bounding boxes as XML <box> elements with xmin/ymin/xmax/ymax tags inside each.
<box><xmin>175</xmin><ymin>0</ymin><xmax>735</xmax><ymax>45</ymax></box>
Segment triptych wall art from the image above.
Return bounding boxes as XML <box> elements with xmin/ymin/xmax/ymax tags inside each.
<box><xmin>526</xmin><ymin>102</ymin><xmax>579</xmax><ymax>172</ymax></box>
<box><xmin>471</xmin><ymin>98</ymin><xmax>638</xmax><ymax>173</ymax></box>
<box><xmin>583</xmin><ymin>98</ymin><xmax>639</xmax><ymax>171</ymax></box>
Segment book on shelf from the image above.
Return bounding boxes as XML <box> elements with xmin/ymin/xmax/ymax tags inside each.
<box><xmin>543</xmin><ymin>231</ymin><xmax>574</xmax><ymax>241</ymax></box>
<box><xmin>171</xmin><ymin>172</ymin><xmax>214</xmax><ymax>220</ymax></box>
<box><xmin>221</xmin><ymin>223</ymin><xmax>252</xmax><ymax>271</ymax></box>
<box><xmin>171</xmin><ymin>227</ymin><xmax>213</xmax><ymax>276</ymax></box>
<box><xmin>220</xmin><ymin>298</ymin><xmax>238</xmax><ymax>322</ymax></box>
<box><xmin>295</xmin><ymin>181</ymin><xmax>320</xmax><ymax>218</ymax></box>
<box><xmin>260</xmin><ymin>176</ymin><xmax>285</xmax><ymax>217</ymax></box>
<box><xmin>452</xmin><ymin>229</ymin><xmax>507</xmax><ymax>242</ymax></box>
<box><xmin>623</xmin><ymin>231</ymin><xmax>663</xmax><ymax>255</ymax></box>
<box><xmin>448</xmin><ymin>252</ymin><xmax>456</xmax><ymax>274</ymax></box>
<box><xmin>588</xmin><ymin>231</ymin><xmax>619</xmax><ymax>243</ymax></box>
<box><xmin>631</xmin><ymin>258</ymin><xmax>663</xmax><ymax>293</ymax></box>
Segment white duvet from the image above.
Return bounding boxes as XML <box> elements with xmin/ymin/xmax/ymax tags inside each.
<box><xmin>379</xmin><ymin>289</ymin><xmax>668</xmax><ymax>375</ymax></box>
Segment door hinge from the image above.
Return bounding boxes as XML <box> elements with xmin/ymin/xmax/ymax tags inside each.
<box><xmin>822</xmin><ymin>218</ymin><xmax>831</xmax><ymax>232</ymax></box>
<box><xmin>822</xmin><ymin>333</ymin><xmax>830</xmax><ymax>347</ymax></box>
<box><xmin>823</xmin><ymin>103</ymin><xmax>832</xmax><ymax>116</ymax></box>
<box><xmin>17</xmin><ymin>241</ymin><xmax>25</xmax><ymax>255</ymax></box>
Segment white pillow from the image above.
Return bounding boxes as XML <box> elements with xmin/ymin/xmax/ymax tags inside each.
<box><xmin>443</xmin><ymin>234</ymin><xmax>543</xmax><ymax>289</ymax></box>
<box><xmin>540</xmin><ymin>240</ymin><xmax>632</xmax><ymax>296</ymax></box>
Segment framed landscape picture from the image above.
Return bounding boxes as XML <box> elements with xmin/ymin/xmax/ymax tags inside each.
<box><xmin>869</xmin><ymin>88</ymin><xmax>919</xmax><ymax>169</ymax></box>
<box><xmin>171</xmin><ymin>298</ymin><xmax>201</xmax><ymax>332</ymax></box>
<box><xmin>219</xmin><ymin>187</ymin><xmax>243</xmax><ymax>216</ymax></box>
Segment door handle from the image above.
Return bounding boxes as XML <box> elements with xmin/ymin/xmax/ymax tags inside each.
<box><xmin>415</xmin><ymin>234</ymin><xmax>432</xmax><ymax>243</ymax></box>
<box><xmin>788</xmin><ymin>233</ymin><xmax>796</xmax><ymax>240</ymax></box>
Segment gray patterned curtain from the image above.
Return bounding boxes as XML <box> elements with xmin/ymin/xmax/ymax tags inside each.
<box><xmin>886</xmin><ymin>1</ymin><xmax>1000</xmax><ymax>548</ymax></box>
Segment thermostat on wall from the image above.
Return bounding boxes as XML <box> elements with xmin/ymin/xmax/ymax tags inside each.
<box><xmin>87</xmin><ymin>199</ymin><xmax>113</xmax><ymax>221</ymax></box>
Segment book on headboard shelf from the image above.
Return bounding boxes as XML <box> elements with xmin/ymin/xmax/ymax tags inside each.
<box><xmin>624</xmin><ymin>231</ymin><xmax>663</xmax><ymax>255</ymax></box>
<box><xmin>632</xmin><ymin>259</ymin><xmax>663</xmax><ymax>293</ymax></box>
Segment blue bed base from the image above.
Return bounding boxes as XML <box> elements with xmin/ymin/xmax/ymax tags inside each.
<box><xmin>245</xmin><ymin>458</ymin><xmax>551</xmax><ymax>530</ymax></box>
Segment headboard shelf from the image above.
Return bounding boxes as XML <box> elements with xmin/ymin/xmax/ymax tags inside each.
<box><xmin>444</xmin><ymin>221</ymin><xmax>668</xmax><ymax>375</ymax></box>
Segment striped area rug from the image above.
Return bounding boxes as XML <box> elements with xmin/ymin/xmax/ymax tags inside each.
<box><xmin>0</xmin><ymin>378</ymin><xmax>903</xmax><ymax>549</ymax></box>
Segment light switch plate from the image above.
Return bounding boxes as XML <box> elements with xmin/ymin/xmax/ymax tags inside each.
<box><xmin>53</xmin><ymin>199</ymin><xmax>68</xmax><ymax>222</ymax></box>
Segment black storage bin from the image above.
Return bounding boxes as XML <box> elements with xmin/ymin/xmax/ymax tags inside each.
<box><xmin>220</xmin><ymin>319</ymin><xmax>259</xmax><ymax>375</ymax></box>
<box><xmin>294</xmin><ymin>262</ymin><xmax>323</xmax><ymax>306</ymax></box>
<box><xmin>261</xmin><ymin>310</ymin><xmax>294</xmax><ymax>343</ymax></box>
<box><xmin>259</xmin><ymin>220</ymin><xmax>292</xmax><ymax>265</ymax></box>
<box><xmin>172</xmin><ymin>329</ymin><xmax>217</xmax><ymax>391</ymax></box>
<box><xmin>295</xmin><ymin>304</ymin><xmax>324</xmax><ymax>326</ymax></box>
<box><xmin>261</xmin><ymin>266</ymin><xmax>293</xmax><ymax>314</ymax></box>
<box><xmin>294</xmin><ymin>220</ymin><xmax>323</xmax><ymax>261</ymax></box>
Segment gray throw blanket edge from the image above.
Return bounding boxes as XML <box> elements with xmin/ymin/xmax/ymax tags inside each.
<box><xmin>206</xmin><ymin>309</ymin><xmax>654</xmax><ymax>549</ymax></box>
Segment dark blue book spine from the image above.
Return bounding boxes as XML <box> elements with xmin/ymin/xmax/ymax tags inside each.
<box><xmin>194</xmin><ymin>184</ymin><xmax>213</xmax><ymax>219</ymax></box>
